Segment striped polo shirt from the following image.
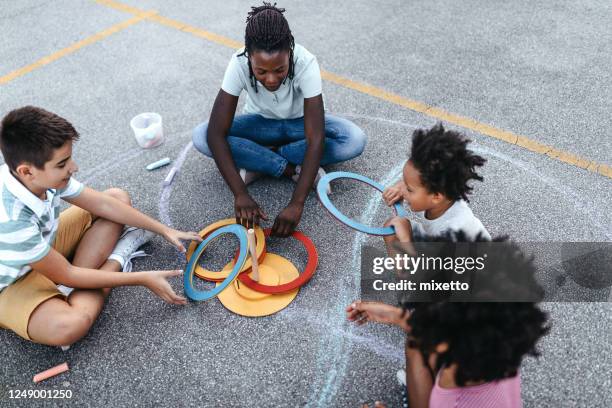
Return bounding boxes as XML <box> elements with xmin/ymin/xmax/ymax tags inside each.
<box><xmin>0</xmin><ymin>164</ymin><xmax>84</xmax><ymax>291</ymax></box>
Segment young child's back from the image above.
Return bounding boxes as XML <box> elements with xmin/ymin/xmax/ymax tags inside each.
<box><xmin>430</xmin><ymin>371</ymin><xmax>521</xmax><ymax>408</ymax></box>
<box><xmin>348</xmin><ymin>236</ymin><xmax>549</xmax><ymax>408</ymax></box>
<box><xmin>407</xmin><ymin>238</ymin><xmax>549</xmax><ymax>408</ymax></box>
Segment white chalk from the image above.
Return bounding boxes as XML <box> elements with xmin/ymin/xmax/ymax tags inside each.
<box><xmin>146</xmin><ymin>157</ymin><xmax>171</xmax><ymax>171</ymax></box>
<box><xmin>163</xmin><ymin>167</ymin><xmax>177</xmax><ymax>185</ymax></box>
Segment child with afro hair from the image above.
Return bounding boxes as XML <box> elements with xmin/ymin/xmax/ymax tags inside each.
<box><xmin>347</xmin><ymin>233</ymin><xmax>550</xmax><ymax>408</ymax></box>
<box><xmin>382</xmin><ymin>123</ymin><xmax>490</xmax><ymax>246</ymax></box>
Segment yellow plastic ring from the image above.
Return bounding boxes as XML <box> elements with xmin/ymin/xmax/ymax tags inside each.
<box><xmin>186</xmin><ymin>218</ymin><xmax>266</xmax><ymax>281</ymax></box>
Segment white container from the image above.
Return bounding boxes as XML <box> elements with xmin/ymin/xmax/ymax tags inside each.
<box><xmin>130</xmin><ymin>112</ymin><xmax>164</xmax><ymax>148</ymax></box>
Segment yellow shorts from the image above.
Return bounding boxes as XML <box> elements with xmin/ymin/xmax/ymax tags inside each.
<box><xmin>0</xmin><ymin>206</ymin><xmax>93</xmax><ymax>340</ymax></box>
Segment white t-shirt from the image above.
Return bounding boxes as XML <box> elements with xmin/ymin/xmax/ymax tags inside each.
<box><xmin>411</xmin><ymin>200</ymin><xmax>491</xmax><ymax>241</ymax></box>
<box><xmin>221</xmin><ymin>44</ymin><xmax>322</xmax><ymax>120</ymax></box>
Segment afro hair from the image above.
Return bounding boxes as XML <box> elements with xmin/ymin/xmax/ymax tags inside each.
<box><xmin>402</xmin><ymin>233</ymin><xmax>550</xmax><ymax>386</ymax></box>
<box><xmin>410</xmin><ymin>123</ymin><xmax>486</xmax><ymax>202</ymax></box>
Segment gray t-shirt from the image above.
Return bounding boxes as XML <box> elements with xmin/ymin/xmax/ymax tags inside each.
<box><xmin>411</xmin><ymin>200</ymin><xmax>491</xmax><ymax>241</ymax></box>
<box><xmin>221</xmin><ymin>44</ymin><xmax>322</xmax><ymax>120</ymax></box>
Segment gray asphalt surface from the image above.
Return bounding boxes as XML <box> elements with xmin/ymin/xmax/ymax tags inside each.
<box><xmin>1</xmin><ymin>1</ymin><xmax>611</xmax><ymax>407</ymax></box>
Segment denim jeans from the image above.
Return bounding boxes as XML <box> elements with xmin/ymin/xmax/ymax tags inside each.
<box><xmin>192</xmin><ymin>114</ymin><xmax>367</xmax><ymax>177</ymax></box>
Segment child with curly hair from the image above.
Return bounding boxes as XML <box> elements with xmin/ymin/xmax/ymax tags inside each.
<box><xmin>382</xmin><ymin>123</ymin><xmax>489</xmax><ymax>246</ymax></box>
<box><xmin>347</xmin><ymin>236</ymin><xmax>550</xmax><ymax>408</ymax></box>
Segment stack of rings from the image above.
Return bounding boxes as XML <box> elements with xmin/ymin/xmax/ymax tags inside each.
<box><xmin>183</xmin><ymin>218</ymin><xmax>318</xmax><ymax>314</ymax></box>
<box><xmin>316</xmin><ymin>171</ymin><xmax>408</xmax><ymax>236</ymax></box>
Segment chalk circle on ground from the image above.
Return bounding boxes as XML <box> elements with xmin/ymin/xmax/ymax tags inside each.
<box><xmin>237</xmin><ymin>229</ymin><xmax>318</xmax><ymax>294</ymax></box>
<box><xmin>186</xmin><ymin>218</ymin><xmax>266</xmax><ymax>281</ymax></box>
<box><xmin>317</xmin><ymin>171</ymin><xmax>408</xmax><ymax>236</ymax></box>
<box><xmin>184</xmin><ymin>224</ymin><xmax>248</xmax><ymax>301</ymax></box>
<box><xmin>217</xmin><ymin>253</ymin><xmax>300</xmax><ymax>317</ymax></box>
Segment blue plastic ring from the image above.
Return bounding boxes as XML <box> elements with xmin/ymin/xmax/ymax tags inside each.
<box><xmin>317</xmin><ymin>171</ymin><xmax>409</xmax><ymax>236</ymax></box>
<box><xmin>184</xmin><ymin>224</ymin><xmax>248</xmax><ymax>301</ymax></box>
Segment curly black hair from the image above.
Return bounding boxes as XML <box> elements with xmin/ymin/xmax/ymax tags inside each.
<box><xmin>402</xmin><ymin>234</ymin><xmax>550</xmax><ymax>386</ymax></box>
<box><xmin>410</xmin><ymin>123</ymin><xmax>486</xmax><ymax>202</ymax></box>
<box><xmin>238</xmin><ymin>2</ymin><xmax>295</xmax><ymax>93</ymax></box>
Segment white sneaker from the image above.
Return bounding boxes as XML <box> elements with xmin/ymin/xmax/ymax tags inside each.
<box><xmin>292</xmin><ymin>165</ymin><xmax>331</xmax><ymax>195</ymax></box>
<box><xmin>239</xmin><ymin>168</ymin><xmax>262</xmax><ymax>185</ymax></box>
<box><xmin>108</xmin><ymin>227</ymin><xmax>154</xmax><ymax>272</ymax></box>
<box><xmin>396</xmin><ymin>368</ymin><xmax>406</xmax><ymax>387</ymax></box>
<box><xmin>56</xmin><ymin>285</ymin><xmax>74</xmax><ymax>297</ymax></box>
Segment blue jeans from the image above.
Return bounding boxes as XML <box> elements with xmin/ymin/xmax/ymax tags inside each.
<box><xmin>192</xmin><ymin>114</ymin><xmax>367</xmax><ymax>177</ymax></box>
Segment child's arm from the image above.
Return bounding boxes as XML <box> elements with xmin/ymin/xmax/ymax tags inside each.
<box><xmin>383</xmin><ymin>216</ymin><xmax>416</xmax><ymax>260</ymax></box>
<box><xmin>382</xmin><ymin>180</ymin><xmax>406</xmax><ymax>206</ymax></box>
<box><xmin>347</xmin><ymin>301</ymin><xmax>434</xmax><ymax>407</ymax></box>
<box><xmin>208</xmin><ymin>90</ymin><xmax>268</xmax><ymax>227</ymax></box>
<box><xmin>384</xmin><ymin>216</ymin><xmax>413</xmax><ymax>243</ymax></box>
<box><xmin>272</xmin><ymin>95</ymin><xmax>325</xmax><ymax>237</ymax></box>
<box><xmin>31</xmin><ymin>248</ymin><xmax>186</xmax><ymax>304</ymax></box>
<box><xmin>346</xmin><ymin>301</ymin><xmax>411</xmax><ymax>332</ymax></box>
<box><xmin>405</xmin><ymin>342</ymin><xmax>435</xmax><ymax>408</ymax></box>
<box><xmin>65</xmin><ymin>187</ymin><xmax>201</xmax><ymax>252</ymax></box>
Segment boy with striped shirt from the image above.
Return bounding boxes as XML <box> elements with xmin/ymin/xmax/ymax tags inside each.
<box><xmin>0</xmin><ymin>106</ymin><xmax>201</xmax><ymax>346</ymax></box>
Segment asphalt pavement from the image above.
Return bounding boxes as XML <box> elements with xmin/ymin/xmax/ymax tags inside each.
<box><xmin>1</xmin><ymin>1</ymin><xmax>611</xmax><ymax>407</ymax></box>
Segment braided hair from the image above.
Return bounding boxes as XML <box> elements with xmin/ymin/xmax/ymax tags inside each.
<box><xmin>238</xmin><ymin>2</ymin><xmax>295</xmax><ymax>92</ymax></box>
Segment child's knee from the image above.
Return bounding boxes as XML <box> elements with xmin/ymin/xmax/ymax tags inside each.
<box><xmin>349</xmin><ymin>124</ymin><xmax>367</xmax><ymax>154</ymax></box>
<box><xmin>192</xmin><ymin>122</ymin><xmax>212</xmax><ymax>156</ymax></box>
<box><xmin>104</xmin><ymin>188</ymin><xmax>131</xmax><ymax>206</ymax></box>
<box><xmin>331</xmin><ymin>119</ymin><xmax>367</xmax><ymax>160</ymax></box>
<box><xmin>49</xmin><ymin>311</ymin><xmax>93</xmax><ymax>345</ymax></box>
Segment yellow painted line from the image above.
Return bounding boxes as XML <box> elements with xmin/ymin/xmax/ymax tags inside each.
<box><xmin>328</xmin><ymin>75</ymin><xmax>612</xmax><ymax>178</ymax></box>
<box><xmin>90</xmin><ymin>0</ymin><xmax>608</xmax><ymax>180</ymax></box>
<box><xmin>329</xmin><ymin>77</ymin><xmax>610</xmax><ymax>177</ymax></box>
<box><xmin>0</xmin><ymin>10</ymin><xmax>157</xmax><ymax>85</ymax></box>
<box><xmin>97</xmin><ymin>0</ymin><xmax>242</xmax><ymax>48</ymax></box>
<box><xmin>95</xmin><ymin>0</ymin><xmax>144</xmax><ymax>15</ymax></box>
<box><xmin>321</xmin><ymin>69</ymin><xmax>611</xmax><ymax>176</ymax></box>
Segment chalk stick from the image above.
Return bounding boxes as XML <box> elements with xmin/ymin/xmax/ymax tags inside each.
<box><xmin>146</xmin><ymin>157</ymin><xmax>171</xmax><ymax>171</ymax></box>
<box><xmin>163</xmin><ymin>167</ymin><xmax>177</xmax><ymax>186</ymax></box>
<box><xmin>33</xmin><ymin>362</ymin><xmax>69</xmax><ymax>383</ymax></box>
<box><xmin>247</xmin><ymin>229</ymin><xmax>259</xmax><ymax>282</ymax></box>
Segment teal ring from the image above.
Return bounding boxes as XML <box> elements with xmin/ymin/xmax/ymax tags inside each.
<box><xmin>184</xmin><ymin>224</ymin><xmax>248</xmax><ymax>301</ymax></box>
<box><xmin>317</xmin><ymin>171</ymin><xmax>409</xmax><ymax>236</ymax></box>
